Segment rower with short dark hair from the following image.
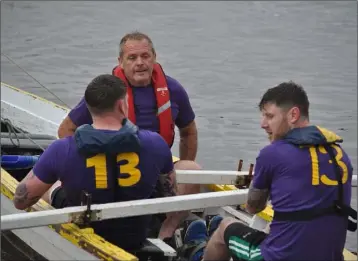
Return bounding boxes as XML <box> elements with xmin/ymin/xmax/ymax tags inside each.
<box><xmin>13</xmin><ymin>74</ymin><xmax>188</xmax><ymax>252</ymax></box>
<box><xmin>180</xmin><ymin>81</ymin><xmax>356</xmax><ymax>261</ymax></box>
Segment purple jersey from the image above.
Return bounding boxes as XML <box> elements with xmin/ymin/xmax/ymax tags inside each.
<box><xmin>68</xmin><ymin>75</ymin><xmax>195</xmax><ymax>138</ymax></box>
<box><xmin>33</xmin><ymin>120</ymin><xmax>174</xmax><ymax>250</ymax></box>
<box><xmin>253</xmin><ymin>126</ymin><xmax>353</xmax><ymax>261</ymax></box>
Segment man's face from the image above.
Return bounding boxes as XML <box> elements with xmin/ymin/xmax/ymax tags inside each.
<box><xmin>260</xmin><ymin>103</ymin><xmax>292</xmax><ymax>142</ymax></box>
<box><xmin>118</xmin><ymin>39</ymin><xmax>156</xmax><ymax>87</ymax></box>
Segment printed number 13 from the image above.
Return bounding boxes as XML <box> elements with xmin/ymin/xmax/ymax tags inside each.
<box><xmin>309</xmin><ymin>144</ymin><xmax>348</xmax><ymax>186</ymax></box>
<box><xmin>86</xmin><ymin>152</ymin><xmax>141</xmax><ymax>189</ymax></box>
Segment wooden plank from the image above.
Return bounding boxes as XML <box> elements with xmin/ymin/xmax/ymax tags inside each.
<box><xmin>343</xmin><ymin>249</ymin><xmax>358</xmax><ymax>261</ymax></box>
<box><xmin>1</xmin><ymin>168</ymin><xmax>138</xmax><ymax>261</ymax></box>
<box><xmin>1</xmin><ymin>194</ymin><xmax>99</xmax><ymax>261</ymax></box>
<box><xmin>146</xmin><ymin>239</ymin><xmax>176</xmax><ymax>257</ymax></box>
<box><xmin>1</xmin><ymin>190</ymin><xmax>248</xmax><ymax>230</ymax></box>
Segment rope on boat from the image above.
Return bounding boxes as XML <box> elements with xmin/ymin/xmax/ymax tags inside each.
<box><xmin>1</xmin><ymin>117</ymin><xmax>45</xmax><ymax>152</ymax></box>
<box><xmin>2</xmin><ymin>118</ymin><xmax>20</xmax><ymax>148</ymax></box>
<box><xmin>1</xmin><ymin>52</ymin><xmax>71</xmax><ymax>109</ymax></box>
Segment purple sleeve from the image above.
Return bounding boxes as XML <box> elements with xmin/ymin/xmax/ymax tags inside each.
<box><xmin>68</xmin><ymin>97</ymin><xmax>93</xmax><ymax>127</ymax></box>
<box><xmin>252</xmin><ymin>147</ymin><xmax>274</xmax><ymax>190</ymax></box>
<box><xmin>33</xmin><ymin>140</ymin><xmax>64</xmax><ymax>184</ymax></box>
<box><xmin>154</xmin><ymin>134</ymin><xmax>174</xmax><ymax>174</ymax></box>
<box><xmin>167</xmin><ymin>77</ymin><xmax>195</xmax><ymax>129</ymax></box>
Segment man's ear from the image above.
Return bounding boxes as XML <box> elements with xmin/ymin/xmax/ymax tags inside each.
<box><xmin>153</xmin><ymin>51</ymin><xmax>157</xmax><ymax>63</ymax></box>
<box><xmin>289</xmin><ymin>107</ymin><xmax>301</xmax><ymax>124</ymax></box>
<box><xmin>118</xmin><ymin>56</ymin><xmax>123</xmax><ymax>68</ymax></box>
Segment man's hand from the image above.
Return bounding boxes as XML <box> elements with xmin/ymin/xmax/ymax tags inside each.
<box><xmin>58</xmin><ymin>116</ymin><xmax>77</xmax><ymax>138</ymax></box>
<box><xmin>179</xmin><ymin>120</ymin><xmax>198</xmax><ymax>161</ymax></box>
<box><xmin>245</xmin><ymin>182</ymin><xmax>269</xmax><ymax>215</ymax></box>
<box><xmin>14</xmin><ymin>170</ymin><xmax>53</xmax><ymax>210</ymax></box>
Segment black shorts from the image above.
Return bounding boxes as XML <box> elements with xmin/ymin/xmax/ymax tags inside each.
<box><xmin>224</xmin><ymin>222</ymin><xmax>267</xmax><ymax>261</ymax></box>
<box><xmin>50</xmin><ymin>186</ymin><xmax>68</xmax><ymax>209</ymax></box>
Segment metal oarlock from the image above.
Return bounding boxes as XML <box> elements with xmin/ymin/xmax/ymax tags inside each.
<box><xmin>235</xmin><ymin>159</ymin><xmax>254</xmax><ymax>189</ymax></box>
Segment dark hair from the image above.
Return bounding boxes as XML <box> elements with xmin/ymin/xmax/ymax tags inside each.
<box><xmin>259</xmin><ymin>81</ymin><xmax>310</xmax><ymax>118</ymax></box>
<box><xmin>84</xmin><ymin>74</ymin><xmax>126</xmax><ymax>115</ymax></box>
<box><xmin>119</xmin><ymin>31</ymin><xmax>155</xmax><ymax>58</ymax></box>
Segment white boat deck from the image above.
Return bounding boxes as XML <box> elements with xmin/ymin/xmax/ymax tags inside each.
<box><xmin>1</xmin><ymin>82</ymin><xmax>69</xmax><ymax>137</ymax></box>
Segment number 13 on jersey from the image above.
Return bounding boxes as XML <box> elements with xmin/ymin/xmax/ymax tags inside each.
<box><xmin>86</xmin><ymin>152</ymin><xmax>141</xmax><ymax>189</ymax></box>
<box><xmin>308</xmin><ymin>144</ymin><xmax>349</xmax><ymax>186</ymax></box>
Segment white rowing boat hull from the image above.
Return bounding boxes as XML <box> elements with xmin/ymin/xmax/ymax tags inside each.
<box><xmin>1</xmin><ymin>82</ymin><xmax>68</xmax><ymax>137</ymax></box>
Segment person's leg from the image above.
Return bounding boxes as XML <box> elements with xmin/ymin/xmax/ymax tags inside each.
<box><xmin>203</xmin><ymin>217</ymin><xmax>267</xmax><ymax>261</ymax></box>
<box><xmin>41</xmin><ymin>181</ymin><xmax>69</xmax><ymax>209</ymax></box>
<box><xmin>174</xmin><ymin>160</ymin><xmax>202</xmax><ymax>195</ymax></box>
<box><xmin>202</xmin><ymin>217</ymin><xmax>236</xmax><ymax>261</ymax></box>
<box><xmin>41</xmin><ymin>180</ymin><xmax>62</xmax><ymax>205</ymax></box>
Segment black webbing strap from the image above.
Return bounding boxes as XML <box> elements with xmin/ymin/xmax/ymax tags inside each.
<box><xmin>325</xmin><ymin>145</ymin><xmax>357</xmax><ymax>232</ymax></box>
<box><xmin>109</xmin><ymin>153</ymin><xmax>121</xmax><ymax>201</ymax></box>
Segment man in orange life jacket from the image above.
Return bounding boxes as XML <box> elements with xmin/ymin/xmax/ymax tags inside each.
<box><xmin>57</xmin><ymin>32</ymin><xmax>201</xmax><ymax>201</ymax></box>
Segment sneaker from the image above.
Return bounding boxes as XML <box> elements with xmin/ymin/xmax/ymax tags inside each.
<box><xmin>181</xmin><ymin>220</ymin><xmax>208</xmax><ymax>261</ymax></box>
<box><xmin>207</xmin><ymin>215</ymin><xmax>223</xmax><ymax>238</ymax></box>
<box><xmin>184</xmin><ymin>220</ymin><xmax>208</xmax><ymax>244</ymax></box>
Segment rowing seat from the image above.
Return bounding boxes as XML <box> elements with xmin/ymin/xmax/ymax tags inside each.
<box><xmin>134</xmin><ymin>238</ymin><xmax>177</xmax><ymax>261</ymax></box>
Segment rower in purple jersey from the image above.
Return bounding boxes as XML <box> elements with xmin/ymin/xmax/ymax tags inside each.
<box><xmin>65</xmin><ymin>75</ymin><xmax>195</xmax><ymax>139</ymax></box>
<box><xmin>13</xmin><ymin>74</ymin><xmax>188</xmax><ymax>252</ymax></box>
<box><xmin>180</xmin><ymin>81</ymin><xmax>356</xmax><ymax>261</ymax></box>
<box><xmin>58</xmin><ymin>31</ymin><xmax>201</xmax><ymax>198</ymax></box>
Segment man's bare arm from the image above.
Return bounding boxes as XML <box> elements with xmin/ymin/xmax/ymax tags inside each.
<box><xmin>158</xmin><ymin>169</ymin><xmax>178</xmax><ymax>197</ymax></box>
<box><xmin>14</xmin><ymin>170</ymin><xmax>53</xmax><ymax>210</ymax></box>
<box><xmin>179</xmin><ymin>120</ymin><xmax>198</xmax><ymax>161</ymax></box>
<box><xmin>245</xmin><ymin>182</ymin><xmax>270</xmax><ymax>215</ymax></box>
<box><xmin>58</xmin><ymin>116</ymin><xmax>77</xmax><ymax>138</ymax></box>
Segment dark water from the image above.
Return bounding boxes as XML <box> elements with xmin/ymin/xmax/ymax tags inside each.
<box><xmin>1</xmin><ymin>0</ymin><xmax>357</xmax><ymax>255</ymax></box>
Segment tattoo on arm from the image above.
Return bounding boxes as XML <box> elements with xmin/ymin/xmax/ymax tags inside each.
<box><xmin>246</xmin><ymin>182</ymin><xmax>269</xmax><ymax>214</ymax></box>
<box><xmin>159</xmin><ymin>170</ymin><xmax>178</xmax><ymax>197</ymax></box>
<box><xmin>14</xmin><ymin>174</ymin><xmax>42</xmax><ymax>209</ymax></box>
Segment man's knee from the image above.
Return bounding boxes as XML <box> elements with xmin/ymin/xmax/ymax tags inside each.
<box><xmin>174</xmin><ymin>160</ymin><xmax>202</xmax><ymax>170</ymax></box>
<box><xmin>175</xmin><ymin>160</ymin><xmax>202</xmax><ymax>195</ymax></box>
<box><xmin>214</xmin><ymin>217</ymin><xmax>239</xmax><ymax>242</ymax></box>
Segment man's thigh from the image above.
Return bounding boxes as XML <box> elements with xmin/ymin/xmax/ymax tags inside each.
<box><xmin>224</xmin><ymin>222</ymin><xmax>267</xmax><ymax>261</ymax></box>
<box><xmin>50</xmin><ymin>186</ymin><xmax>69</xmax><ymax>209</ymax></box>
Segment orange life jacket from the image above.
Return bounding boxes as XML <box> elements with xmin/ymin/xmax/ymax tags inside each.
<box><xmin>112</xmin><ymin>63</ymin><xmax>175</xmax><ymax>147</ymax></box>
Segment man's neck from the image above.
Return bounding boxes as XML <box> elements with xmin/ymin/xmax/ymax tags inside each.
<box><xmin>128</xmin><ymin>79</ymin><xmax>151</xmax><ymax>88</ymax></box>
<box><xmin>92</xmin><ymin>116</ymin><xmax>124</xmax><ymax>131</ymax></box>
<box><xmin>293</xmin><ymin>119</ymin><xmax>310</xmax><ymax>129</ymax></box>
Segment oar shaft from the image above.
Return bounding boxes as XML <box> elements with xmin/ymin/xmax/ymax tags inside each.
<box><xmin>1</xmin><ymin>190</ymin><xmax>248</xmax><ymax>231</ymax></box>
